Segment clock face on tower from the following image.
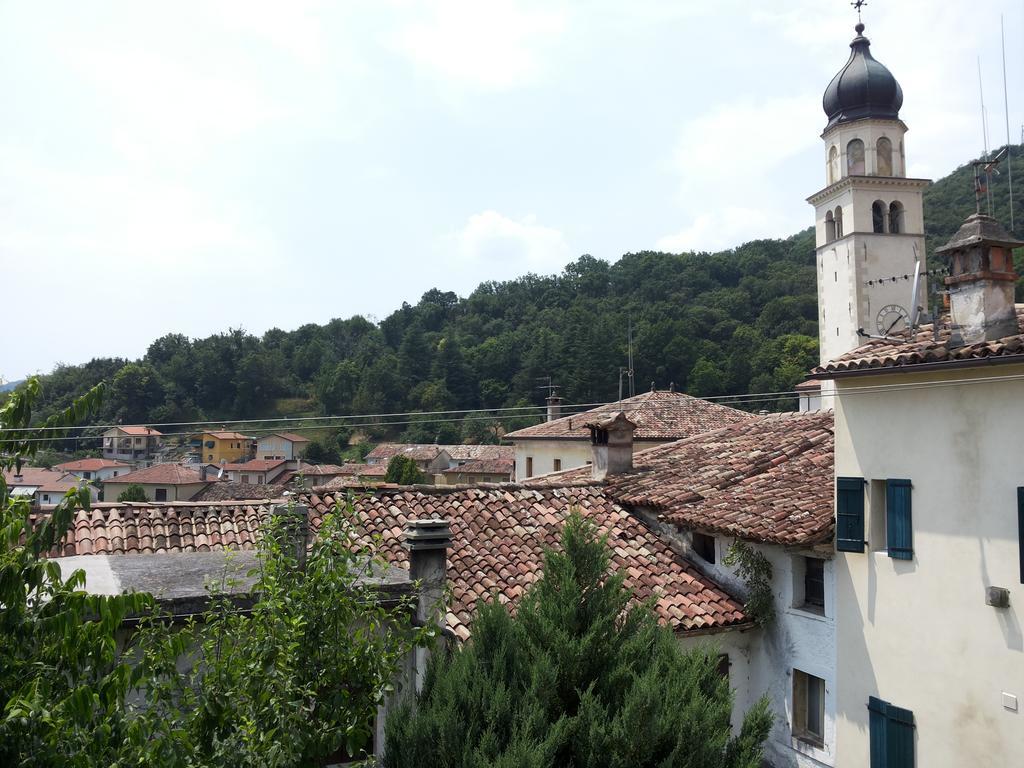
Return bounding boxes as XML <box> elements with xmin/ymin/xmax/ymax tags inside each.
<box><xmin>876</xmin><ymin>304</ymin><xmax>910</xmax><ymax>335</ymax></box>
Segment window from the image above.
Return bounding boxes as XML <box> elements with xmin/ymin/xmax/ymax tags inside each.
<box><xmin>42</xmin><ymin>494</ymin><xmax>50</xmax><ymax>503</ymax></box>
<box><xmin>525</xmin><ymin>457</ymin><xmax>533</xmax><ymax>477</ymax></box>
<box><xmin>836</xmin><ymin>477</ymin><xmax>866</xmax><ymax>552</ymax></box>
<box><xmin>1018</xmin><ymin>488</ymin><xmax>1024</xmax><ymax>584</ymax></box>
<box><xmin>834</xmin><ymin>206</ymin><xmax>844</xmax><ymax>238</ymax></box>
<box><xmin>692</xmin><ymin>532</ymin><xmax>716</xmax><ymax>564</ymax></box>
<box><xmin>868</xmin><ymin>697</ymin><xmax>914</xmax><ymax>767</ymax></box>
<box><xmin>804</xmin><ymin>557</ymin><xmax>825</xmax><ymax>611</ymax></box>
<box><xmin>872</xmin><ymin>200</ymin><xmax>887</xmax><ymax>233</ymax></box>
<box><xmin>828</xmin><ymin>145</ymin><xmax>839</xmax><ymax>184</ymax></box>
<box><xmin>155</xmin><ymin>488</ymin><xmax>167</xmax><ymax>502</ymax></box>
<box><xmin>793</xmin><ymin>670</ymin><xmax>825</xmax><ymax>746</ymax></box>
<box><xmin>876</xmin><ymin>137</ymin><xmax>893</xmax><ymax>175</ymax></box>
<box><xmin>889</xmin><ymin>201</ymin><xmax>904</xmax><ymax>234</ymax></box>
<box><xmin>716</xmin><ymin>653</ymin><xmax>730</xmax><ymax>682</ymax></box>
<box><xmin>825</xmin><ymin>210</ymin><xmax>836</xmax><ymax>243</ymax></box>
<box><xmin>241</xmin><ymin>475</ymin><xmax>250</xmax><ymax>484</ymax></box>
<box><xmin>869</xmin><ymin>479</ymin><xmax>887</xmax><ymax>551</ymax></box>
<box><xmin>553</xmin><ymin>458</ymin><xmax>562</xmax><ymax>472</ymax></box>
<box><xmin>83</xmin><ymin>471</ymin><xmax>92</xmax><ymax>480</ymax></box>
<box><xmin>886</xmin><ymin>479</ymin><xmax>913</xmax><ymax>560</ymax></box>
<box><xmin>847</xmin><ymin>139</ymin><xmax>865</xmax><ymax>175</ymax></box>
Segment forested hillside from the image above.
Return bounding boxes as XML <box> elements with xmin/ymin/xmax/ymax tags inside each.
<box><xmin>22</xmin><ymin>146</ymin><xmax>1024</xmax><ymax>440</ymax></box>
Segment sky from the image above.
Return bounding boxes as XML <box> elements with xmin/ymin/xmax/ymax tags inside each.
<box><xmin>2</xmin><ymin>0</ymin><xmax>1024</xmax><ymax>379</ymax></box>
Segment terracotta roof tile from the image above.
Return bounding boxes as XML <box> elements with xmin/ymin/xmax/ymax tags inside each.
<box><xmin>814</xmin><ymin>307</ymin><xmax>1024</xmax><ymax>376</ymax></box>
<box><xmin>108</xmin><ymin>426</ymin><xmax>163</xmax><ymax>437</ymax></box>
<box><xmin>54</xmin><ymin>458</ymin><xmax>132</xmax><ymax>472</ymax></box>
<box><xmin>364</xmin><ymin>444</ymin><xmax>449</xmax><ymax>462</ymax></box>
<box><xmin>525</xmin><ymin>411</ymin><xmax>835</xmax><ymax>547</ymax></box>
<box><xmin>190</xmin><ymin>482</ymin><xmax>287</xmax><ymax>502</ymax></box>
<box><xmin>504</xmin><ymin>390</ymin><xmax>753</xmax><ymax>441</ymax></box>
<box><xmin>441</xmin><ymin>458</ymin><xmax>515</xmax><ymax>475</ymax></box>
<box><xmin>103</xmin><ymin>464</ymin><xmax>209</xmax><ymax>486</ymax></box>
<box><xmin>40</xmin><ymin>489</ymin><xmax>747</xmax><ymax>638</ymax></box>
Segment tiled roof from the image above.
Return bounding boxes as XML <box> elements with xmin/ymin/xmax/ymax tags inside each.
<box><xmin>44</xmin><ymin>488</ymin><xmax>748</xmax><ymax>639</ymax></box>
<box><xmin>526</xmin><ymin>412</ymin><xmax>835</xmax><ymax>547</ymax></box>
<box><xmin>54</xmin><ymin>458</ymin><xmax>132</xmax><ymax>472</ymax></box>
<box><xmin>103</xmin><ymin>464</ymin><xmax>209</xmax><ymax>486</ymax></box>
<box><xmin>5</xmin><ymin>467</ymin><xmax>77</xmax><ymax>487</ymax></box>
<box><xmin>190</xmin><ymin>482</ymin><xmax>288</xmax><ymax>502</ymax></box>
<box><xmin>203</xmin><ymin>431</ymin><xmax>251</xmax><ymax>441</ymax></box>
<box><xmin>441</xmin><ymin>458</ymin><xmax>515</xmax><ymax>475</ymax></box>
<box><xmin>260</xmin><ymin>432</ymin><xmax>310</xmax><ymax>443</ymax></box>
<box><xmin>364</xmin><ymin>444</ymin><xmax>449</xmax><ymax>462</ymax></box>
<box><xmin>504</xmin><ymin>390</ymin><xmax>753</xmax><ymax>441</ymax></box>
<box><xmin>336</xmin><ymin>463</ymin><xmax>388</xmax><ymax>477</ymax></box>
<box><xmin>108</xmin><ymin>426</ymin><xmax>163</xmax><ymax>437</ymax></box>
<box><xmin>814</xmin><ymin>308</ymin><xmax>1024</xmax><ymax>376</ymax></box>
<box><xmin>296</xmin><ymin>463</ymin><xmax>347</xmax><ymax>476</ymax></box>
<box><xmin>221</xmin><ymin>459</ymin><xmax>286</xmax><ymax>472</ymax></box>
<box><xmin>443</xmin><ymin>445</ymin><xmax>515</xmax><ymax>462</ymax></box>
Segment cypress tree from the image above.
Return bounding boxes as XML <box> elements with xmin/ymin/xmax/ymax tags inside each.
<box><xmin>384</xmin><ymin>512</ymin><xmax>772</xmax><ymax>768</ymax></box>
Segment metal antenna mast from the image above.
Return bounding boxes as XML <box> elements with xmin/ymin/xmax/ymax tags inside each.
<box><xmin>1001</xmin><ymin>15</ymin><xmax>1015</xmax><ymax>230</ymax></box>
<box><xmin>978</xmin><ymin>57</ymin><xmax>994</xmax><ymax>215</ymax></box>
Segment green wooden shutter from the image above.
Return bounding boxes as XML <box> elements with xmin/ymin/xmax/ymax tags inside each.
<box><xmin>1018</xmin><ymin>488</ymin><xmax>1023</xmax><ymax>584</ymax></box>
<box><xmin>886</xmin><ymin>703</ymin><xmax>915</xmax><ymax>768</ymax></box>
<box><xmin>868</xmin><ymin>697</ymin><xmax>888</xmax><ymax>768</ymax></box>
<box><xmin>868</xmin><ymin>697</ymin><xmax>915</xmax><ymax>768</ymax></box>
<box><xmin>837</xmin><ymin>477</ymin><xmax>866</xmax><ymax>552</ymax></box>
<box><xmin>886</xmin><ymin>479</ymin><xmax>913</xmax><ymax>560</ymax></box>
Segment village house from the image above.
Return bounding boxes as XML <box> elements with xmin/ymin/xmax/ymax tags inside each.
<box><xmin>364</xmin><ymin>444</ymin><xmax>452</xmax><ymax>475</ymax></box>
<box><xmin>219</xmin><ymin>458</ymin><xmax>289</xmax><ymax>485</ymax></box>
<box><xmin>102</xmin><ymin>463</ymin><xmax>211</xmax><ymax>502</ymax></box>
<box><xmin>55</xmin><ymin>457</ymin><xmax>132</xmax><ymax>483</ymax></box>
<box><xmin>3</xmin><ymin>466</ymin><xmax>88</xmax><ymax>508</ymax></box>
<box><xmin>439</xmin><ymin>458</ymin><xmax>515</xmax><ymax>485</ymax></box>
<box><xmin>102</xmin><ymin>426</ymin><xmax>163</xmax><ymax>464</ymax></box>
<box><xmin>196</xmin><ymin>431</ymin><xmax>253</xmax><ymax>464</ymax></box>
<box><xmin>255</xmin><ymin>432</ymin><xmax>311</xmax><ymax>461</ymax></box>
<box><xmin>504</xmin><ymin>390</ymin><xmax>753</xmax><ymax>481</ymax></box>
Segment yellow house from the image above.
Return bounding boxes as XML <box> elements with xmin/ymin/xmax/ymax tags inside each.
<box><xmin>198</xmin><ymin>431</ymin><xmax>253</xmax><ymax>464</ymax></box>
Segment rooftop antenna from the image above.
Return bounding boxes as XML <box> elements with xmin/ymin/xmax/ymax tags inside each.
<box><xmin>626</xmin><ymin>315</ymin><xmax>635</xmax><ymax>398</ymax></box>
<box><xmin>535</xmin><ymin>376</ymin><xmax>560</xmax><ymax>400</ymax></box>
<box><xmin>1001</xmin><ymin>14</ymin><xmax>1015</xmax><ymax>231</ymax></box>
<box><xmin>909</xmin><ymin>246</ymin><xmax>923</xmax><ymax>330</ymax></box>
<box><xmin>972</xmin><ymin>147</ymin><xmax>1007</xmax><ymax>215</ymax></box>
<box><xmin>978</xmin><ymin>56</ymin><xmax>994</xmax><ymax>215</ymax></box>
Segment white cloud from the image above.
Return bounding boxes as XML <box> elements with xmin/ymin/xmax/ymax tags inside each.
<box><xmin>390</xmin><ymin>0</ymin><xmax>567</xmax><ymax>90</ymax></box>
<box><xmin>450</xmin><ymin>210</ymin><xmax>570</xmax><ymax>272</ymax></box>
<box><xmin>657</xmin><ymin>96</ymin><xmax>821</xmax><ymax>252</ymax></box>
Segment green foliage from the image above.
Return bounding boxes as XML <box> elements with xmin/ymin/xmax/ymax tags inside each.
<box><xmin>384</xmin><ymin>512</ymin><xmax>773</xmax><ymax>768</ymax></box>
<box><xmin>117</xmin><ymin>483</ymin><xmax>148</xmax><ymax>503</ymax></box>
<box><xmin>385</xmin><ymin>455</ymin><xmax>427</xmax><ymax>485</ymax></box>
<box><xmin>0</xmin><ymin>378</ymin><xmax>157</xmax><ymax>767</ymax></box>
<box><xmin>722</xmin><ymin>541</ymin><xmax>775</xmax><ymax>627</ymax></box>
<box><xmin>133</xmin><ymin>501</ymin><xmax>432</xmax><ymax>767</ymax></box>
<box><xmin>303</xmin><ymin>437</ymin><xmax>343</xmax><ymax>465</ymax></box>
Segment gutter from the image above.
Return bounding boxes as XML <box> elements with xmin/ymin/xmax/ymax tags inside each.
<box><xmin>815</xmin><ymin>353</ymin><xmax>1024</xmax><ymax>380</ymax></box>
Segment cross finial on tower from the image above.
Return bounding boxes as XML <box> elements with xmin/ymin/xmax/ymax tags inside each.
<box><xmin>852</xmin><ymin>0</ymin><xmax>867</xmax><ymax>24</ymax></box>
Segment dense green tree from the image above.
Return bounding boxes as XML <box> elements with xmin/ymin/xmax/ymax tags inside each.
<box><xmin>109</xmin><ymin>362</ymin><xmax>165</xmax><ymax>424</ymax></box>
<box><xmin>384</xmin><ymin>455</ymin><xmax>427</xmax><ymax>485</ymax></box>
<box><xmin>384</xmin><ymin>512</ymin><xmax>772</xmax><ymax>768</ymax></box>
<box><xmin>117</xmin><ymin>483</ymin><xmax>148</xmax><ymax>502</ymax></box>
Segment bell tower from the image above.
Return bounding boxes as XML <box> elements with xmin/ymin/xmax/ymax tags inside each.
<box><xmin>807</xmin><ymin>21</ymin><xmax>930</xmax><ymax>365</ymax></box>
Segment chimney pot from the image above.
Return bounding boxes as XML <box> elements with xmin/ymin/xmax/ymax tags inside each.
<box><xmin>586</xmin><ymin>411</ymin><xmax>636</xmax><ymax>481</ymax></box>
<box><xmin>545</xmin><ymin>395</ymin><xmax>563</xmax><ymax>422</ymax></box>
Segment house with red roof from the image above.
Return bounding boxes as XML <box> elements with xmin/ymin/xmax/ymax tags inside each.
<box><xmin>102</xmin><ymin>426</ymin><xmax>163</xmax><ymax>464</ymax></box>
<box><xmin>255</xmin><ymin>432</ymin><xmax>311</xmax><ymax>461</ymax></box>
<box><xmin>101</xmin><ymin>463</ymin><xmax>212</xmax><ymax>502</ymax></box>
<box><xmin>55</xmin><ymin>457</ymin><xmax>132</xmax><ymax>483</ymax></box>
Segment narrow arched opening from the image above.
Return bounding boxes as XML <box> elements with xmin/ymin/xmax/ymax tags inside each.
<box><xmin>834</xmin><ymin>206</ymin><xmax>844</xmax><ymax>239</ymax></box>
<box><xmin>847</xmin><ymin>139</ymin><xmax>865</xmax><ymax>176</ymax></box>
<box><xmin>828</xmin><ymin>146</ymin><xmax>839</xmax><ymax>184</ymax></box>
<box><xmin>889</xmin><ymin>201</ymin><xmax>904</xmax><ymax>234</ymax></box>
<box><xmin>825</xmin><ymin>210</ymin><xmax>836</xmax><ymax>243</ymax></box>
<box><xmin>876</xmin><ymin>137</ymin><xmax>893</xmax><ymax>176</ymax></box>
<box><xmin>872</xmin><ymin>200</ymin><xmax>887</xmax><ymax>233</ymax></box>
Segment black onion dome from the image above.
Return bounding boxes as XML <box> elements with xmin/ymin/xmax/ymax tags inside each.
<box><xmin>822</xmin><ymin>24</ymin><xmax>903</xmax><ymax>131</ymax></box>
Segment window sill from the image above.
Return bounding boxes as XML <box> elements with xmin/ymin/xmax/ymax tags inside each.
<box><xmin>785</xmin><ymin>606</ymin><xmax>831</xmax><ymax>624</ymax></box>
<box><xmin>792</xmin><ymin>732</ymin><xmax>825</xmax><ymax>750</ymax></box>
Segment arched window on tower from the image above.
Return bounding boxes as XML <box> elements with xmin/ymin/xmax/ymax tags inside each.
<box><xmin>834</xmin><ymin>206</ymin><xmax>844</xmax><ymax>238</ymax></box>
<box><xmin>825</xmin><ymin>210</ymin><xmax>836</xmax><ymax>243</ymax></box>
<box><xmin>889</xmin><ymin>201</ymin><xmax>904</xmax><ymax>234</ymax></box>
<box><xmin>872</xmin><ymin>200</ymin><xmax>887</xmax><ymax>233</ymax></box>
<box><xmin>847</xmin><ymin>139</ymin><xmax>865</xmax><ymax>175</ymax></box>
<box><xmin>899</xmin><ymin>140</ymin><xmax>906</xmax><ymax>176</ymax></box>
<box><xmin>876</xmin><ymin>137</ymin><xmax>893</xmax><ymax>176</ymax></box>
<box><xmin>828</xmin><ymin>146</ymin><xmax>839</xmax><ymax>184</ymax></box>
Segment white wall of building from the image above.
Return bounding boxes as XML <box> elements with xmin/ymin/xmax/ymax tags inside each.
<box><xmin>257</xmin><ymin>437</ymin><xmax>302</xmax><ymax>460</ymax></box>
<box><xmin>832</xmin><ymin>365</ymin><xmax>1024</xmax><ymax>767</ymax></box>
<box><xmin>512</xmin><ymin>439</ymin><xmax>674</xmax><ymax>481</ymax></box>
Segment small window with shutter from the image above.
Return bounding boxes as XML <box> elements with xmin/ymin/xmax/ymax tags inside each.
<box><xmin>868</xmin><ymin>696</ymin><xmax>914</xmax><ymax>767</ymax></box>
<box><xmin>886</xmin><ymin>479</ymin><xmax>913</xmax><ymax>560</ymax></box>
<box><xmin>836</xmin><ymin>477</ymin><xmax>866</xmax><ymax>552</ymax></box>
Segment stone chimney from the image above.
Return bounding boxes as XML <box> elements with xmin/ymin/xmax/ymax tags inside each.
<box><xmin>545</xmin><ymin>394</ymin><xmax>563</xmax><ymax>422</ymax></box>
<box><xmin>937</xmin><ymin>213</ymin><xmax>1023</xmax><ymax>346</ymax></box>
<box><xmin>272</xmin><ymin>502</ymin><xmax>309</xmax><ymax>570</ymax></box>
<box><xmin>199</xmin><ymin>464</ymin><xmax>208</xmax><ymax>482</ymax></box>
<box><xmin>404</xmin><ymin>518</ymin><xmax>452</xmax><ymax>691</ymax></box>
<box><xmin>585</xmin><ymin>412</ymin><xmax>636</xmax><ymax>481</ymax></box>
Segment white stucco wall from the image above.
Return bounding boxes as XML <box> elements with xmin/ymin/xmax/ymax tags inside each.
<box><xmin>512</xmin><ymin>439</ymin><xmax>673</xmax><ymax>481</ymax></box>
<box><xmin>641</xmin><ymin>517</ymin><xmax>837</xmax><ymax>768</ymax></box>
<box><xmin>832</xmin><ymin>365</ymin><xmax>1024</xmax><ymax>767</ymax></box>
